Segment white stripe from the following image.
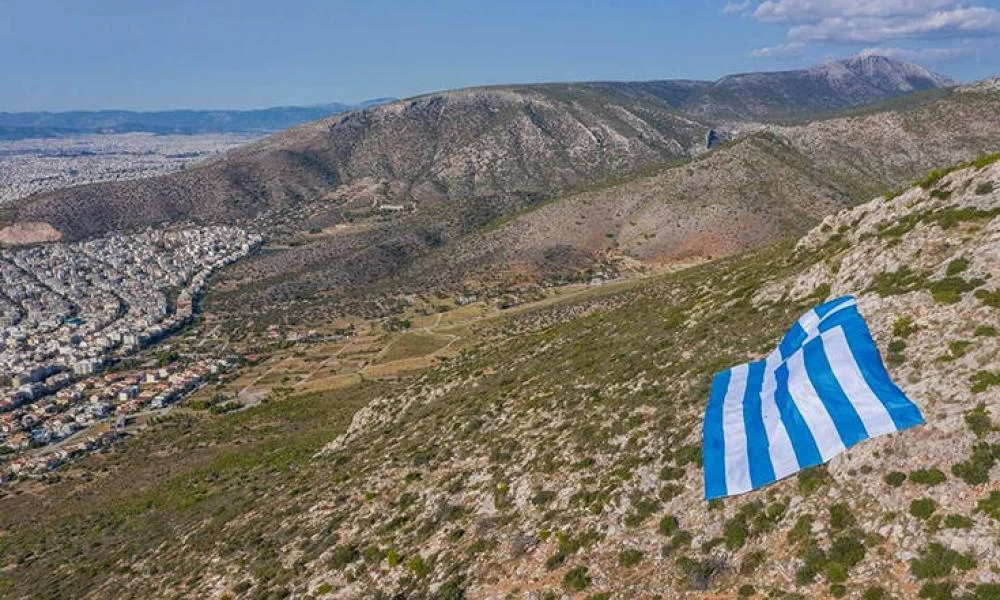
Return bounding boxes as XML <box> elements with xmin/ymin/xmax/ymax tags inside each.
<box><xmin>760</xmin><ymin>352</ymin><xmax>799</xmax><ymax>479</ymax></box>
<box><xmin>722</xmin><ymin>363</ymin><xmax>751</xmax><ymax>495</ymax></box>
<box><xmin>802</xmin><ymin>298</ymin><xmax>857</xmax><ymax>346</ymax></box>
<box><xmin>798</xmin><ymin>309</ymin><xmax>821</xmax><ymax>335</ymax></box>
<box><xmin>821</xmin><ymin>327</ymin><xmax>896</xmax><ymax>437</ymax></box>
<box><xmin>785</xmin><ymin>349</ymin><xmax>846</xmax><ymax>461</ymax></box>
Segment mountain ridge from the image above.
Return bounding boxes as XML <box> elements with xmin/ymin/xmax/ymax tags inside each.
<box><xmin>0</xmin><ymin>98</ymin><xmax>397</xmax><ymax>139</ymax></box>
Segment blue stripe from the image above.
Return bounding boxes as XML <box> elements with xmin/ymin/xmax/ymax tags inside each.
<box><xmin>802</xmin><ymin>336</ymin><xmax>870</xmax><ymax>447</ymax></box>
<box><xmin>779</xmin><ymin>322</ymin><xmax>807</xmax><ymax>359</ymax></box>
<box><xmin>817</xmin><ymin>300</ymin><xmax>862</xmax><ymax>335</ymax></box>
<box><xmin>773</xmin><ymin>362</ymin><xmax>823</xmax><ymax>470</ymax></box>
<box><xmin>840</xmin><ymin>318</ymin><xmax>925</xmax><ymax>431</ymax></box>
<box><xmin>815</xmin><ymin>296</ymin><xmax>854</xmax><ymax>318</ymax></box>
<box><xmin>703</xmin><ymin>369</ymin><xmax>731</xmax><ymax>499</ymax></box>
<box><xmin>742</xmin><ymin>361</ymin><xmax>776</xmax><ymax>488</ymax></box>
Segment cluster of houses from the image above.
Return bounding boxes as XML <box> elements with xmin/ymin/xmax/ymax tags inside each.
<box><xmin>0</xmin><ymin>226</ymin><xmax>262</xmax><ymax>481</ymax></box>
<box><xmin>0</xmin><ymin>357</ymin><xmax>232</xmax><ymax>481</ymax></box>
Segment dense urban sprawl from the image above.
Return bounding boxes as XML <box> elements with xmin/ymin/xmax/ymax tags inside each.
<box><xmin>0</xmin><ymin>226</ymin><xmax>262</xmax><ymax>479</ymax></box>
<box><xmin>0</xmin><ymin>132</ymin><xmax>260</xmax><ymax>203</ymax></box>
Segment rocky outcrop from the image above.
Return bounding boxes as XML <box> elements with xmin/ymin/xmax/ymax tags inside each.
<box><xmin>0</xmin><ymin>221</ymin><xmax>61</xmax><ymax>246</ymax></box>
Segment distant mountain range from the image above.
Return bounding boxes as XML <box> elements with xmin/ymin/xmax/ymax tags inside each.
<box><xmin>0</xmin><ymin>98</ymin><xmax>396</xmax><ymax>139</ymax></box>
<box><xmin>516</xmin><ymin>54</ymin><xmax>955</xmax><ymax>121</ymax></box>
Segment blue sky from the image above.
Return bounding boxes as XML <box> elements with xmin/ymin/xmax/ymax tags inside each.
<box><xmin>3</xmin><ymin>0</ymin><xmax>999</xmax><ymax>112</ymax></box>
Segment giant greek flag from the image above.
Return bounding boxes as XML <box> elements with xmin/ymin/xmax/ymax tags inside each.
<box><xmin>703</xmin><ymin>296</ymin><xmax>924</xmax><ymax>499</ymax></box>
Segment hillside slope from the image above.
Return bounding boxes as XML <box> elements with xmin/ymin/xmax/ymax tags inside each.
<box><xmin>1</xmin><ymin>158</ymin><xmax>996</xmax><ymax>599</ymax></box>
<box><xmin>361</xmin><ymin>84</ymin><xmax>1000</xmax><ymax>295</ymax></box>
<box><xmin>196</xmin><ymin>83</ymin><xmax>1000</xmax><ymax>322</ymax></box>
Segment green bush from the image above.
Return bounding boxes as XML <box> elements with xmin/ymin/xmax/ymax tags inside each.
<box><xmin>978</xmin><ymin>491</ymin><xmax>1000</xmax><ymax>520</ymax></box>
<box><xmin>946</xmin><ymin>340</ymin><xmax>972</xmax><ymax>359</ymax></box>
<box><xmin>738</xmin><ymin>584</ymin><xmax>755</xmax><ymax>598</ymax></box>
<box><xmin>787</xmin><ymin>514</ymin><xmax>814</xmax><ymax>545</ymax></box>
<box><xmin>862</xmin><ymin>586</ymin><xmax>887</xmax><ymax>600</ymax></box>
<box><xmin>659</xmin><ymin>465</ymin><xmax>685</xmax><ymax>480</ymax></box>
<box><xmin>887</xmin><ymin>340</ymin><xmax>906</xmax><ymax>365</ymax></box>
<box><xmin>659</xmin><ymin>484</ymin><xmax>683</xmax><ymax>502</ymax></box>
<box><xmin>909</xmin><ymin>468</ymin><xmax>946</xmax><ymax>485</ymax></box>
<box><xmin>723</xmin><ymin>519</ymin><xmax>748</xmax><ymax>550</ymax></box>
<box><xmin>974</xmin><ymin>288</ymin><xmax>1000</xmax><ymax>308</ymax></box>
<box><xmin>917</xmin><ymin>167</ymin><xmax>952</xmax><ymax>190</ymax></box>
<box><xmin>406</xmin><ymin>556</ymin><xmax>429</xmax><ymax>578</ymax></box>
<box><xmin>943</xmin><ymin>514</ymin><xmax>973</xmax><ymax>529</ymax></box>
<box><xmin>674</xmin><ymin>444</ymin><xmax>702</xmax><ymax>467</ymax></box>
<box><xmin>658</xmin><ymin>515</ymin><xmax>679</xmax><ymax>536</ymax></box>
<box><xmin>795</xmin><ymin>545</ymin><xmax>828</xmax><ymax>584</ymax></box>
<box><xmin>545</xmin><ymin>552</ymin><xmax>566</xmax><ymax>571</ymax></box>
<box><xmin>618</xmin><ymin>548</ymin><xmax>643</xmax><ymax>567</ymax></box>
<box><xmin>532</xmin><ymin>489</ymin><xmax>556</xmax><ymax>507</ymax></box>
<box><xmin>892</xmin><ymin>316</ymin><xmax>918</xmax><ymax>337</ymax></box>
<box><xmin>910</xmin><ymin>543</ymin><xmax>976</xmax><ymax>579</ymax></box>
<box><xmin>797</xmin><ymin>465</ymin><xmax>830</xmax><ymax>495</ymax></box>
<box><xmin>951</xmin><ymin>442</ymin><xmax>998</xmax><ymax>485</ymax></box>
<box><xmin>328</xmin><ymin>544</ymin><xmax>360</xmax><ymax>570</ymax></box>
<box><xmin>974</xmin><ymin>325</ymin><xmax>997</xmax><ymax>337</ymax></box>
<box><xmin>436</xmin><ymin>578</ymin><xmax>465</xmax><ymax>600</ymax></box>
<box><xmin>315</xmin><ymin>582</ymin><xmax>333</xmax><ymax>595</ymax></box>
<box><xmin>828</xmin><ymin>533</ymin><xmax>866</xmax><ymax>568</ymax></box>
<box><xmin>910</xmin><ymin>498</ymin><xmax>936</xmax><ymax>520</ymax></box>
<box><xmin>970</xmin><ymin>370</ymin><xmax>1000</xmax><ymax>393</ymax></box>
<box><xmin>871</xmin><ymin>267</ymin><xmax>927</xmax><ymax>297</ymax></box>
<box><xmin>945</xmin><ymin>258</ymin><xmax>968</xmax><ymax>276</ymax></box>
<box><xmin>624</xmin><ymin>495</ymin><xmax>661</xmax><ymax>527</ymax></box>
<box><xmin>919</xmin><ymin>581</ymin><xmax>958</xmax><ymax>600</ymax></box>
<box><xmin>883</xmin><ymin>471</ymin><xmax>907</xmax><ymax>487</ymax></box>
<box><xmin>562</xmin><ymin>566</ymin><xmax>590</xmax><ymax>591</ymax></box>
<box><xmin>828</xmin><ymin>503</ymin><xmax>856</xmax><ymax>530</ymax></box>
<box><xmin>929</xmin><ymin>276</ymin><xmax>982</xmax><ymax>304</ymax></box>
<box><xmin>830</xmin><ymin>584</ymin><xmax>847</xmax><ymax>598</ymax></box>
<box><xmin>824</xmin><ymin>562</ymin><xmax>848</xmax><ymax>583</ymax></box>
<box><xmin>386</xmin><ymin>548</ymin><xmax>402</xmax><ymax>568</ymax></box>
<box><xmin>975</xmin><ymin>181</ymin><xmax>994</xmax><ymax>195</ymax></box>
<box><xmin>740</xmin><ymin>550</ymin><xmax>766</xmax><ymax>576</ymax></box>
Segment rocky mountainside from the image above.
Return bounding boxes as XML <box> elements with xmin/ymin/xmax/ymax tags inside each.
<box><xmin>203</xmin><ymin>82</ymin><xmax>1000</xmax><ymax>320</ymax></box>
<box><xmin>695</xmin><ymin>55</ymin><xmax>954</xmax><ymax>120</ymax></box>
<box><xmin>2</xmin><ymin>56</ymin><xmax>954</xmax><ymax>245</ymax></box>
<box><xmin>1</xmin><ymin>157</ymin><xmax>996</xmax><ymax>599</ymax></box>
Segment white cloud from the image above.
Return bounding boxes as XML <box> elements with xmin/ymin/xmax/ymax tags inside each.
<box><xmin>723</xmin><ymin>1</ymin><xmax>752</xmax><ymax>15</ymax></box>
<box><xmin>750</xmin><ymin>42</ymin><xmax>806</xmax><ymax>58</ymax></box>
<box><xmin>754</xmin><ymin>0</ymin><xmax>957</xmax><ymax>23</ymax></box>
<box><xmin>732</xmin><ymin>0</ymin><xmax>1000</xmax><ymax>59</ymax></box>
<box><xmin>788</xmin><ymin>8</ymin><xmax>1000</xmax><ymax>43</ymax></box>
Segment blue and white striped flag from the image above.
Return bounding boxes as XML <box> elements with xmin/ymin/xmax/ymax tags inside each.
<box><xmin>703</xmin><ymin>296</ymin><xmax>924</xmax><ymax>500</ymax></box>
